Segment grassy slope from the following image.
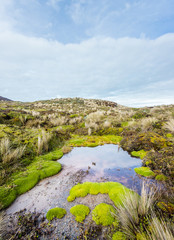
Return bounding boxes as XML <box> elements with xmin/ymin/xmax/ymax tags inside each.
<box><xmin>0</xmin><ymin>98</ymin><xmax>174</xmax><ymax>210</ymax></box>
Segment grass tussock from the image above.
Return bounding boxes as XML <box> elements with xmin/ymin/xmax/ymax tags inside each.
<box><xmin>0</xmin><ymin>138</ymin><xmax>26</xmax><ymax>164</ymax></box>
<box><xmin>164</xmin><ymin>118</ymin><xmax>174</xmax><ymax>132</ymax></box>
<box><xmin>115</xmin><ymin>182</ymin><xmax>174</xmax><ymax>239</ymax></box>
<box><xmin>38</xmin><ymin>130</ymin><xmax>52</xmax><ymax>155</ymax></box>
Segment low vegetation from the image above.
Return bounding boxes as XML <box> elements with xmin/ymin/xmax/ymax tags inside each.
<box><xmin>70</xmin><ymin>204</ymin><xmax>90</xmax><ymax>223</ymax></box>
<box><xmin>92</xmin><ymin>203</ymin><xmax>117</xmax><ymax>226</ymax></box>
<box><xmin>46</xmin><ymin>207</ymin><xmax>67</xmax><ymax>221</ymax></box>
<box><xmin>0</xmin><ymin>97</ymin><xmax>174</xmax><ymax>239</ymax></box>
<box><xmin>134</xmin><ymin>167</ymin><xmax>155</xmax><ymax>177</ymax></box>
<box><xmin>114</xmin><ymin>183</ymin><xmax>174</xmax><ymax>240</ymax></box>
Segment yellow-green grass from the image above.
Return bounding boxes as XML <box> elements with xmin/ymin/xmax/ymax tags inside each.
<box><xmin>70</xmin><ymin>204</ymin><xmax>90</xmax><ymax>223</ymax></box>
<box><xmin>0</xmin><ymin>152</ymin><xmax>62</xmax><ymax>210</ymax></box>
<box><xmin>46</xmin><ymin>207</ymin><xmax>66</xmax><ymax>221</ymax></box>
<box><xmin>67</xmin><ymin>182</ymin><xmax>135</xmax><ymax>207</ymax></box>
<box><xmin>92</xmin><ymin>203</ymin><xmax>117</xmax><ymax>226</ymax></box>
<box><xmin>68</xmin><ymin>135</ymin><xmax>122</xmax><ymax>147</ymax></box>
<box><xmin>155</xmin><ymin>174</ymin><xmax>167</xmax><ymax>181</ymax></box>
<box><xmin>112</xmin><ymin>231</ymin><xmax>126</xmax><ymax>240</ymax></box>
<box><xmin>134</xmin><ymin>167</ymin><xmax>155</xmax><ymax>177</ymax></box>
<box><xmin>131</xmin><ymin>150</ymin><xmax>147</xmax><ymax>159</ymax></box>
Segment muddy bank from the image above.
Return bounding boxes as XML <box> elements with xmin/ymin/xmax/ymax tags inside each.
<box><xmin>4</xmin><ymin>165</ymin><xmax>114</xmax><ymax>239</ymax></box>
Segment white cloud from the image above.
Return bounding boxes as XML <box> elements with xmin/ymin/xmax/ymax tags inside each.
<box><xmin>0</xmin><ymin>30</ymin><xmax>174</xmax><ymax>106</ymax></box>
<box><xmin>46</xmin><ymin>0</ymin><xmax>62</xmax><ymax>11</ymax></box>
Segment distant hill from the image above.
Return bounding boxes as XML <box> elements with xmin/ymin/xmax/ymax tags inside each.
<box><xmin>0</xmin><ymin>96</ymin><xmax>12</xmax><ymax>101</ymax></box>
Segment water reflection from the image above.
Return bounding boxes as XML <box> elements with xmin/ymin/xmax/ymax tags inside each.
<box><xmin>59</xmin><ymin>144</ymin><xmax>142</xmax><ymax>192</ymax></box>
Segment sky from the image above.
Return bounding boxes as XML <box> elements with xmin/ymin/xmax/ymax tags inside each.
<box><xmin>0</xmin><ymin>0</ymin><xmax>174</xmax><ymax>107</ymax></box>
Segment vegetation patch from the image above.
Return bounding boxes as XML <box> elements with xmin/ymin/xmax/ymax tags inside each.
<box><xmin>68</xmin><ymin>135</ymin><xmax>122</xmax><ymax>147</ymax></box>
<box><xmin>134</xmin><ymin>167</ymin><xmax>155</xmax><ymax>177</ymax></box>
<box><xmin>67</xmin><ymin>182</ymin><xmax>134</xmax><ymax>206</ymax></box>
<box><xmin>35</xmin><ymin>149</ymin><xmax>63</xmax><ymax>161</ymax></box>
<box><xmin>92</xmin><ymin>203</ymin><xmax>117</xmax><ymax>226</ymax></box>
<box><xmin>112</xmin><ymin>231</ymin><xmax>126</xmax><ymax>240</ymax></box>
<box><xmin>46</xmin><ymin>207</ymin><xmax>66</xmax><ymax>221</ymax></box>
<box><xmin>131</xmin><ymin>150</ymin><xmax>147</xmax><ymax>159</ymax></box>
<box><xmin>155</xmin><ymin>174</ymin><xmax>167</xmax><ymax>181</ymax></box>
<box><xmin>70</xmin><ymin>204</ymin><xmax>90</xmax><ymax>223</ymax></box>
<box><xmin>0</xmin><ymin>159</ymin><xmax>61</xmax><ymax>210</ymax></box>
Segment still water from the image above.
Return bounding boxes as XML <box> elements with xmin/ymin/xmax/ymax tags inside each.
<box><xmin>59</xmin><ymin>144</ymin><xmax>143</xmax><ymax>191</ymax></box>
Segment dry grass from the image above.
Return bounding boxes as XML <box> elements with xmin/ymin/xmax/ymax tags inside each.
<box><xmin>115</xmin><ymin>182</ymin><xmax>156</xmax><ymax>239</ymax></box>
<box><xmin>38</xmin><ymin>130</ymin><xmax>52</xmax><ymax>155</ymax></box>
<box><xmin>50</xmin><ymin>117</ymin><xmax>67</xmax><ymax>126</ymax></box>
<box><xmin>0</xmin><ymin>138</ymin><xmax>26</xmax><ymax>164</ymax></box>
<box><xmin>147</xmin><ymin>217</ymin><xmax>174</xmax><ymax>240</ymax></box>
<box><xmin>163</xmin><ymin>118</ymin><xmax>174</xmax><ymax>132</ymax></box>
<box><xmin>103</xmin><ymin>120</ymin><xmax>112</xmax><ymax>128</ymax></box>
<box><xmin>0</xmin><ymin>212</ymin><xmax>7</xmax><ymax>239</ymax></box>
<box><xmin>140</xmin><ymin>117</ymin><xmax>157</xmax><ymax>131</ymax></box>
<box><xmin>62</xmin><ymin>146</ymin><xmax>72</xmax><ymax>154</ymax></box>
<box><xmin>115</xmin><ymin>182</ymin><xmax>174</xmax><ymax>239</ymax></box>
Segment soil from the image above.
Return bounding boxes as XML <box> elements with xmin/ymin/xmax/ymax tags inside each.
<box><xmin>4</xmin><ymin>164</ymin><xmax>114</xmax><ymax>239</ymax></box>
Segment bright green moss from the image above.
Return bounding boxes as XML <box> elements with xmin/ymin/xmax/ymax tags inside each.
<box><xmin>68</xmin><ymin>135</ymin><xmax>122</xmax><ymax>147</ymax></box>
<box><xmin>46</xmin><ymin>207</ymin><xmax>66</xmax><ymax>221</ymax></box>
<box><xmin>136</xmin><ymin>233</ymin><xmax>147</xmax><ymax>240</ymax></box>
<box><xmin>36</xmin><ymin>149</ymin><xmax>63</xmax><ymax>161</ymax></box>
<box><xmin>155</xmin><ymin>174</ymin><xmax>167</xmax><ymax>181</ymax></box>
<box><xmin>112</xmin><ymin>231</ymin><xmax>126</xmax><ymax>240</ymax></box>
<box><xmin>67</xmin><ymin>182</ymin><xmax>135</xmax><ymax>207</ymax></box>
<box><xmin>70</xmin><ymin>204</ymin><xmax>90</xmax><ymax>223</ymax></box>
<box><xmin>134</xmin><ymin>167</ymin><xmax>155</xmax><ymax>177</ymax></box>
<box><xmin>0</xmin><ymin>187</ymin><xmax>17</xmax><ymax>209</ymax></box>
<box><xmin>131</xmin><ymin>150</ymin><xmax>147</xmax><ymax>159</ymax></box>
<box><xmin>13</xmin><ymin>171</ymin><xmax>39</xmax><ymax>195</ymax></box>
<box><xmin>68</xmin><ymin>137</ymin><xmax>86</xmax><ymax>146</ymax></box>
<box><xmin>92</xmin><ymin>203</ymin><xmax>117</xmax><ymax>226</ymax></box>
<box><xmin>121</xmin><ymin>121</ymin><xmax>128</xmax><ymax>127</ymax></box>
<box><xmin>166</xmin><ymin>133</ymin><xmax>173</xmax><ymax>138</ymax></box>
<box><xmin>0</xmin><ymin>161</ymin><xmax>61</xmax><ymax>210</ymax></box>
<box><xmin>13</xmin><ymin>161</ymin><xmax>61</xmax><ymax>195</ymax></box>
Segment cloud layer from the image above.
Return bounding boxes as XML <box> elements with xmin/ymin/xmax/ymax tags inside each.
<box><xmin>0</xmin><ymin>30</ymin><xmax>174</xmax><ymax>106</ymax></box>
<box><xmin>0</xmin><ymin>0</ymin><xmax>174</xmax><ymax>106</ymax></box>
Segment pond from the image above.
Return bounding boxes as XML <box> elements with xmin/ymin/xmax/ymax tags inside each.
<box><xmin>59</xmin><ymin>144</ymin><xmax>143</xmax><ymax>192</ymax></box>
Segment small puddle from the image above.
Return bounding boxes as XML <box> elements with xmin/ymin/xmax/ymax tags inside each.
<box><xmin>59</xmin><ymin>144</ymin><xmax>142</xmax><ymax>192</ymax></box>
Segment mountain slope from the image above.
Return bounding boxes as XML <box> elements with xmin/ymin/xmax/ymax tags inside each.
<box><xmin>0</xmin><ymin>96</ymin><xmax>12</xmax><ymax>101</ymax></box>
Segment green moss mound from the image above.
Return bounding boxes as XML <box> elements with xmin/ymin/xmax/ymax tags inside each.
<box><xmin>131</xmin><ymin>150</ymin><xmax>147</xmax><ymax>159</ymax></box>
<box><xmin>67</xmin><ymin>182</ymin><xmax>134</xmax><ymax>206</ymax></box>
<box><xmin>155</xmin><ymin>174</ymin><xmax>167</xmax><ymax>181</ymax></box>
<box><xmin>70</xmin><ymin>204</ymin><xmax>90</xmax><ymax>223</ymax></box>
<box><xmin>0</xmin><ymin>160</ymin><xmax>61</xmax><ymax>210</ymax></box>
<box><xmin>68</xmin><ymin>135</ymin><xmax>122</xmax><ymax>147</ymax></box>
<box><xmin>46</xmin><ymin>207</ymin><xmax>66</xmax><ymax>221</ymax></box>
<box><xmin>13</xmin><ymin>161</ymin><xmax>61</xmax><ymax>195</ymax></box>
<box><xmin>112</xmin><ymin>231</ymin><xmax>126</xmax><ymax>240</ymax></box>
<box><xmin>36</xmin><ymin>149</ymin><xmax>63</xmax><ymax>161</ymax></box>
<box><xmin>92</xmin><ymin>203</ymin><xmax>116</xmax><ymax>226</ymax></box>
<box><xmin>0</xmin><ymin>187</ymin><xmax>17</xmax><ymax>209</ymax></box>
<box><xmin>134</xmin><ymin>167</ymin><xmax>155</xmax><ymax>177</ymax></box>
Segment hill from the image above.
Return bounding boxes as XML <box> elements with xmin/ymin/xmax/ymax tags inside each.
<box><xmin>0</xmin><ymin>96</ymin><xmax>12</xmax><ymax>101</ymax></box>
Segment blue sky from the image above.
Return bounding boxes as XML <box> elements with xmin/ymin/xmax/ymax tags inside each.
<box><xmin>0</xmin><ymin>0</ymin><xmax>174</xmax><ymax>106</ymax></box>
